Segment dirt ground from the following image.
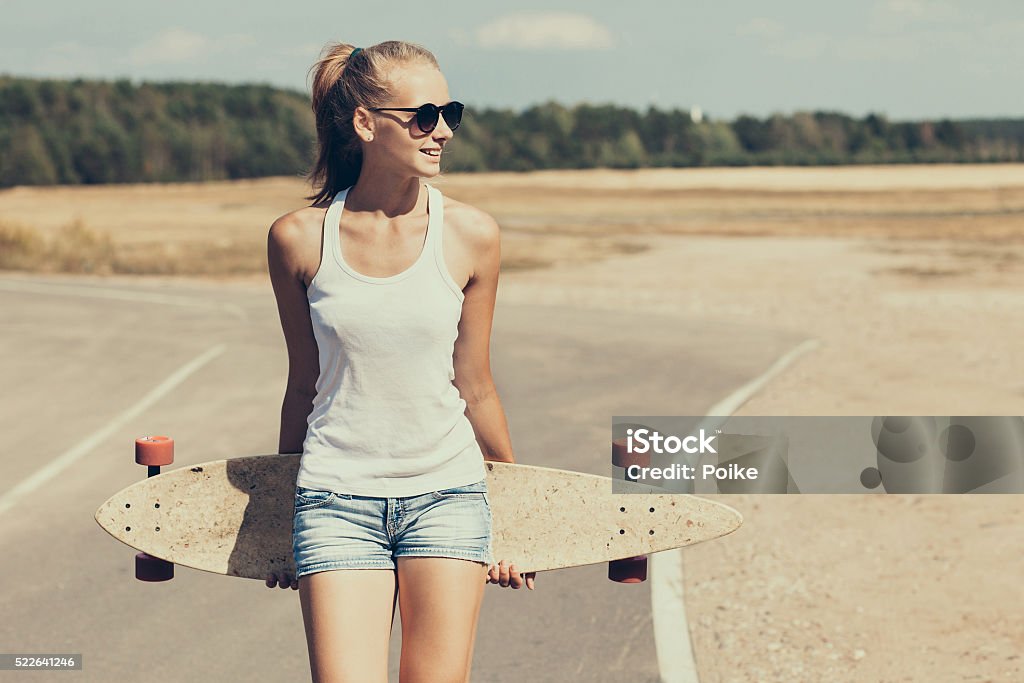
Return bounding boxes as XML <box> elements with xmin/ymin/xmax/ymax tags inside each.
<box><xmin>2</xmin><ymin>164</ymin><xmax>1022</xmax><ymax>681</ymax></box>
<box><xmin>461</xmin><ymin>166</ymin><xmax>1024</xmax><ymax>682</ymax></box>
<box><xmin>493</xmin><ymin>229</ymin><xmax>1024</xmax><ymax>683</ymax></box>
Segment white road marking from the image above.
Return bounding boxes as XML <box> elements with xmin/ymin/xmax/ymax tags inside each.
<box><xmin>701</xmin><ymin>339</ymin><xmax>822</xmax><ymax>423</ymax></box>
<box><xmin>651</xmin><ymin>549</ymin><xmax>697</xmax><ymax>681</ymax></box>
<box><xmin>651</xmin><ymin>338</ymin><xmax>821</xmax><ymax>683</ymax></box>
<box><xmin>0</xmin><ymin>344</ymin><xmax>227</xmax><ymax>518</ymax></box>
<box><xmin>0</xmin><ymin>279</ymin><xmax>247</xmax><ymax>320</ymax></box>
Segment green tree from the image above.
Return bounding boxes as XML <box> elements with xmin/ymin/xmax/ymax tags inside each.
<box><xmin>0</xmin><ymin>126</ymin><xmax>58</xmax><ymax>185</ymax></box>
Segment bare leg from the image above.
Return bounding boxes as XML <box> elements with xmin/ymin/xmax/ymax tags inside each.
<box><xmin>298</xmin><ymin>569</ymin><xmax>398</xmax><ymax>683</ymax></box>
<box><xmin>396</xmin><ymin>557</ymin><xmax>489</xmax><ymax>683</ymax></box>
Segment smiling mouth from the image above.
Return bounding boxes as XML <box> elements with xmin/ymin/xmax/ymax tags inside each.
<box><xmin>420</xmin><ymin>149</ymin><xmax>442</xmax><ymax>158</ymax></box>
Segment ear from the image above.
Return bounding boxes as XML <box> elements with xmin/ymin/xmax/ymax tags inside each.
<box><xmin>352</xmin><ymin>106</ymin><xmax>375</xmax><ymax>141</ymax></box>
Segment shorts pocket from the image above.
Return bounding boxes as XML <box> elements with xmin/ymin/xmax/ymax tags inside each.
<box><xmin>431</xmin><ymin>479</ymin><xmax>488</xmax><ymax>500</ymax></box>
<box><xmin>294</xmin><ymin>486</ymin><xmax>337</xmax><ymax>512</ymax></box>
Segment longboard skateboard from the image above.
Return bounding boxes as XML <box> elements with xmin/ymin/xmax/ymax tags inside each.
<box><xmin>96</xmin><ymin>437</ymin><xmax>743</xmax><ymax>582</ymax></box>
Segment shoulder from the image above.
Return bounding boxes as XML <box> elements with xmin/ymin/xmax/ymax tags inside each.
<box><xmin>440</xmin><ymin>194</ymin><xmax>500</xmax><ymax>253</ymax></box>
<box><xmin>268</xmin><ymin>204</ymin><xmax>329</xmax><ymax>281</ymax></box>
<box><xmin>269</xmin><ymin>205</ymin><xmax>327</xmax><ymax>243</ymax></box>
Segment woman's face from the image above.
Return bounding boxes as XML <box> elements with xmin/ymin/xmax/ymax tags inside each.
<box><xmin>361</xmin><ymin>62</ymin><xmax>454</xmax><ymax>179</ymax></box>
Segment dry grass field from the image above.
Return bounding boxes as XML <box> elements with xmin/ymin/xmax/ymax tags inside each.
<box><xmin>1</xmin><ymin>164</ymin><xmax>1023</xmax><ymax>278</ymax></box>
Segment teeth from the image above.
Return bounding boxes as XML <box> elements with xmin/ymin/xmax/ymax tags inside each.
<box><xmin>422</xmin><ymin>150</ymin><xmax>440</xmax><ymax>156</ymax></box>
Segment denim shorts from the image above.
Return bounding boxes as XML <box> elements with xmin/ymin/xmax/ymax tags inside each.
<box><xmin>292</xmin><ymin>479</ymin><xmax>494</xmax><ymax>578</ymax></box>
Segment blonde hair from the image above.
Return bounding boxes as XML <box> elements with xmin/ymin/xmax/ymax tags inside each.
<box><xmin>305</xmin><ymin>40</ymin><xmax>439</xmax><ymax>204</ymax></box>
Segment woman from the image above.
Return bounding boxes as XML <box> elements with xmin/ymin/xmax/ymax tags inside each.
<box><xmin>264</xmin><ymin>40</ymin><xmax>534</xmax><ymax>682</ymax></box>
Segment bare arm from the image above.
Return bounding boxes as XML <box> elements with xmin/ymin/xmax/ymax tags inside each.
<box><xmin>453</xmin><ymin>208</ymin><xmax>535</xmax><ymax>589</ymax></box>
<box><xmin>267</xmin><ymin>215</ymin><xmax>320</xmax><ymax>455</ymax></box>
<box><xmin>452</xmin><ymin>208</ymin><xmax>515</xmax><ymax>464</ymax></box>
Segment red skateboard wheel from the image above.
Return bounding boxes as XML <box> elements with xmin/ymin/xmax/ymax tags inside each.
<box><xmin>135</xmin><ymin>436</ymin><xmax>174</xmax><ymax>466</ymax></box>
<box><xmin>608</xmin><ymin>556</ymin><xmax>648</xmax><ymax>583</ymax></box>
<box><xmin>135</xmin><ymin>552</ymin><xmax>174</xmax><ymax>582</ymax></box>
<box><xmin>612</xmin><ymin>439</ymin><xmax>650</xmax><ymax>469</ymax></box>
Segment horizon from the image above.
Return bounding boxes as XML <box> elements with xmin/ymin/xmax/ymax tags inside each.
<box><xmin>1</xmin><ymin>72</ymin><xmax>1018</xmax><ymax>125</ymax></box>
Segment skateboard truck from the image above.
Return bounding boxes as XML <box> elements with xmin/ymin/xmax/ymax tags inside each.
<box><xmin>133</xmin><ymin>436</ymin><xmax>175</xmax><ymax>582</ymax></box>
<box><xmin>608</xmin><ymin>438</ymin><xmax>649</xmax><ymax>583</ymax></box>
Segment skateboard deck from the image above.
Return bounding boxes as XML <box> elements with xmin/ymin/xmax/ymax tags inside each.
<box><xmin>96</xmin><ymin>453</ymin><xmax>742</xmax><ymax>579</ymax></box>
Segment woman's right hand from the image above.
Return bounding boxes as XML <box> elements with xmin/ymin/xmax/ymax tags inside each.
<box><xmin>266</xmin><ymin>572</ymin><xmax>299</xmax><ymax>590</ymax></box>
<box><xmin>486</xmin><ymin>559</ymin><xmax>535</xmax><ymax>590</ymax></box>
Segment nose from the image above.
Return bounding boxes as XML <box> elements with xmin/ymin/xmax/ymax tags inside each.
<box><xmin>432</xmin><ymin>115</ymin><xmax>455</xmax><ymax>141</ymax></box>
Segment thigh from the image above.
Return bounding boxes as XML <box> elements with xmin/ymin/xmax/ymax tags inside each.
<box><xmin>299</xmin><ymin>569</ymin><xmax>398</xmax><ymax>683</ymax></box>
<box><xmin>396</xmin><ymin>557</ymin><xmax>487</xmax><ymax>683</ymax></box>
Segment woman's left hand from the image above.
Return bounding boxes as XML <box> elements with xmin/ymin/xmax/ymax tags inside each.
<box><xmin>486</xmin><ymin>559</ymin><xmax>535</xmax><ymax>590</ymax></box>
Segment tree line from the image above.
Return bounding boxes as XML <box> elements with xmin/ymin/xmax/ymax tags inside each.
<box><xmin>1</xmin><ymin>75</ymin><xmax>1021</xmax><ymax>188</ymax></box>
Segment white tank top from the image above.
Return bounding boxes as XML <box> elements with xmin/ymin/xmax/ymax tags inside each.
<box><xmin>297</xmin><ymin>183</ymin><xmax>487</xmax><ymax>497</ymax></box>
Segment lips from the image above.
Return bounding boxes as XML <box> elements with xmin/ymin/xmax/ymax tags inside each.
<box><xmin>420</xmin><ymin>148</ymin><xmax>442</xmax><ymax>158</ymax></box>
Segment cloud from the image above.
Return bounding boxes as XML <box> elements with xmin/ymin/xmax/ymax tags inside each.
<box><xmin>764</xmin><ymin>33</ymin><xmax>832</xmax><ymax>60</ymax></box>
<box><xmin>735</xmin><ymin>21</ymin><xmax>831</xmax><ymax>61</ymax></box>
<box><xmin>130</xmin><ymin>28</ymin><xmax>209</xmax><ymax>66</ymax></box>
<box><xmin>883</xmin><ymin>0</ymin><xmax>929</xmax><ymax>18</ymax></box>
<box><xmin>471</xmin><ymin>12</ymin><xmax>614</xmax><ymax>51</ymax></box>
<box><xmin>831</xmin><ymin>33</ymin><xmax>923</xmax><ymax>62</ymax></box>
<box><xmin>129</xmin><ymin>29</ymin><xmax>256</xmax><ymax>67</ymax></box>
<box><xmin>736</xmin><ymin>18</ymin><xmax>785</xmax><ymax>38</ymax></box>
<box><xmin>871</xmin><ymin>0</ymin><xmax>963</xmax><ymax>29</ymax></box>
<box><xmin>734</xmin><ymin>0</ymin><xmax>974</xmax><ymax>65</ymax></box>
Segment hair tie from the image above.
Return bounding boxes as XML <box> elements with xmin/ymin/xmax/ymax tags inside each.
<box><xmin>350</xmin><ymin>47</ymin><xmax>362</xmax><ymax>59</ymax></box>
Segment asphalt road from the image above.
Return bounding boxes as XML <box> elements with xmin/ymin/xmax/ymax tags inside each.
<box><xmin>0</xmin><ymin>273</ymin><xmax>804</xmax><ymax>682</ymax></box>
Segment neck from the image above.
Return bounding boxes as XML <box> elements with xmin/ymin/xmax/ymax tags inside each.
<box><xmin>345</xmin><ymin>166</ymin><xmax>425</xmax><ymax>219</ymax></box>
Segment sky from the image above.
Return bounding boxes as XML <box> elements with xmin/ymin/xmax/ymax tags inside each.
<box><xmin>2</xmin><ymin>0</ymin><xmax>1021</xmax><ymax>121</ymax></box>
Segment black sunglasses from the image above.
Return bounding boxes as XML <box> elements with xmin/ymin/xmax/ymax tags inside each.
<box><xmin>370</xmin><ymin>101</ymin><xmax>464</xmax><ymax>133</ymax></box>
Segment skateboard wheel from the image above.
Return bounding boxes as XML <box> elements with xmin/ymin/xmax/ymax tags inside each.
<box><xmin>612</xmin><ymin>439</ymin><xmax>650</xmax><ymax>470</ymax></box>
<box><xmin>135</xmin><ymin>436</ymin><xmax>174</xmax><ymax>466</ymax></box>
<box><xmin>608</xmin><ymin>556</ymin><xmax>647</xmax><ymax>583</ymax></box>
<box><xmin>135</xmin><ymin>552</ymin><xmax>174</xmax><ymax>582</ymax></box>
